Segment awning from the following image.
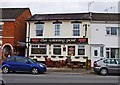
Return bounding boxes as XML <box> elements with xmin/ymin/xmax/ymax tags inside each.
<box><xmin>14</xmin><ymin>42</ymin><xmax>26</xmax><ymax>48</ymax></box>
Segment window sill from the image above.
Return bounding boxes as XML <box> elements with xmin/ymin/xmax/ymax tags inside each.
<box><xmin>105</xmin><ymin>35</ymin><xmax>118</xmax><ymax>36</ymax></box>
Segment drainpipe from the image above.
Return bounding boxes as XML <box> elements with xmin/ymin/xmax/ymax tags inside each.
<box><xmin>89</xmin><ymin>12</ymin><xmax>92</xmax><ymax>67</ymax></box>
<box><xmin>27</xmin><ymin>21</ymin><xmax>30</xmax><ymax>57</ymax></box>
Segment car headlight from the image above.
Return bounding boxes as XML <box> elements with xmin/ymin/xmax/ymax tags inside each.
<box><xmin>39</xmin><ymin>64</ymin><xmax>44</xmax><ymax>67</ymax></box>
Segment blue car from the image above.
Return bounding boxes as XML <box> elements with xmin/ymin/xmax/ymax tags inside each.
<box><xmin>2</xmin><ymin>56</ymin><xmax>46</xmax><ymax>74</ymax></box>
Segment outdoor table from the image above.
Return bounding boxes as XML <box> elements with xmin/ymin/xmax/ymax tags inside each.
<box><xmin>70</xmin><ymin>61</ymin><xmax>83</xmax><ymax>69</ymax></box>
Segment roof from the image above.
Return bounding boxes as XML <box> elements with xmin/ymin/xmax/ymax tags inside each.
<box><xmin>92</xmin><ymin>13</ymin><xmax>119</xmax><ymax>21</ymax></box>
<box><xmin>27</xmin><ymin>12</ymin><xmax>120</xmax><ymax>21</ymax></box>
<box><xmin>0</xmin><ymin>8</ymin><xmax>30</xmax><ymax>20</ymax></box>
<box><xmin>27</xmin><ymin>13</ymin><xmax>91</xmax><ymax>21</ymax></box>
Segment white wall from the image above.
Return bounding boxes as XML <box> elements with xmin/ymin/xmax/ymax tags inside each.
<box><xmin>90</xmin><ymin>23</ymin><xmax>119</xmax><ymax>47</ymax></box>
<box><xmin>29</xmin><ymin>20</ymin><xmax>90</xmax><ymax>38</ymax></box>
<box><xmin>26</xmin><ymin>20</ymin><xmax>91</xmax><ymax>62</ymax></box>
<box><xmin>90</xmin><ymin>22</ymin><xmax>119</xmax><ymax>67</ymax></box>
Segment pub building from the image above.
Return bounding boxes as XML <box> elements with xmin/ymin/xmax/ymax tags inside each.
<box><xmin>26</xmin><ymin>13</ymin><xmax>91</xmax><ymax>66</ymax></box>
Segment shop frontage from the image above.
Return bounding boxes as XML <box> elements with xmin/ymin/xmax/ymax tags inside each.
<box><xmin>29</xmin><ymin>38</ymin><xmax>90</xmax><ymax>65</ymax></box>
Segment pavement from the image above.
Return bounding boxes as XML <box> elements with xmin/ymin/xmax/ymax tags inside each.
<box><xmin>47</xmin><ymin>67</ymin><xmax>94</xmax><ymax>74</ymax></box>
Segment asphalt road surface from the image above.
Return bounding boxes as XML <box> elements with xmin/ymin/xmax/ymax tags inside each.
<box><xmin>1</xmin><ymin>72</ymin><xmax>119</xmax><ymax>85</ymax></box>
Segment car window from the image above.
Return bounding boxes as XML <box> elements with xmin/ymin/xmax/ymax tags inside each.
<box><xmin>7</xmin><ymin>57</ymin><xmax>15</xmax><ymax>62</ymax></box>
<box><xmin>16</xmin><ymin>57</ymin><xmax>28</xmax><ymax>63</ymax></box>
<box><xmin>110</xmin><ymin>59</ymin><xmax>116</xmax><ymax>64</ymax></box>
<box><xmin>104</xmin><ymin>59</ymin><xmax>117</xmax><ymax>64</ymax></box>
<box><xmin>104</xmin><ymin>59</ymin><xmax>110</xmax><ymax>64</ymax></box>
<box><xmin>27</xmin><ymin>58</ymin><xmax>36</xmax><ymax>63</ymax></box>
<box><xmin>116</xmin><ymin>59</ymin><xmax>120</xmax><ymax>64</ymax></box>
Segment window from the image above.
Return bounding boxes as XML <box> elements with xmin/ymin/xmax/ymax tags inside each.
<box><xmin>68</xmin><ymin>46</ymin><xmax>75</xmax><ymax>56</ymax></box>
<box><xmin>16</xmin><ymin>57</ymin><xmax>28</xmax><ymax>63</ymax></box>
<box><xmin>94</xmin><ymin>50</ymin><xmax>98</xmax><ymax>56</ymax></box>
<box><xmin>105</xmin><ymin>59</ymin><xmax>116</xmax><ymax>64</ymax></box>
<box><xmin>106</xmin><ymin>27</ymin><xmax>118</xmax><ymax>35</ymax></box>
<box><xmin>7</xmin><ymin>57</ymin><xmax>15</xmax><ymax>62</ymax></box>
<box><xmin>73</xmin><ymin>24</ymin><xmax>80</xmax><ymax>36</ymax></box>
<box><xmin>106</xmin><ymin>48</ymin><xmax>120</xmax><ymax>58</ymax></box>
<box><xmin>116</xmin><ymin>59</ymin><xmax>120</xmax><ymax>64</ymax></box>
<box><xmin>55</xmin><ymin>24</ymin><xmax>60</xmax><ymax>36</ymax></box>
<box><xmin>78</xmin><ymin>45</ymin><xmax>85</xmax><ymax>55</ymax></box>
<box><xmin>36</xmin><ymin>24</ymin><xmax>43</xmax><ymax>36</ymax></box>
<box><xmin>100</xmin><ymin>47</ymin><xmax>104</xmax><ymax>57</ymax></box>
<box><xmin>0</xmin><ymin>25</ymin><xmax>2</xmax><ymax>36</ymax></box>
<box><xmin>106</xmin><ymin>27</ymin><xmax>110</xmax><ymax>35</ymax></box>
<box><xmin>104</xmin><ymin>59</ymin><xmax>110</xmax><ymax>64</ymax></box>
<box><xmin>31</xmin><ymin>44</ymin><xmax>47</xmax><ymax>54</ymax></box>
<box><xmin>110</xmin><ymin>59</ymin><xmax>116</xmax><ymax>64</ymax></box>
<box><xmin>31</xmin><ymin>45</ymin><xmax>38</xmax><ymax>48</ymax></box>
<box><xmin>53</xmin><ymin>45</ymin><xmax>61</xmax><ymax>55</ymax></box>
<box><xmin>111</xmin><ymin>27</ymin><xmax>117</xmax><ymax>35</ymax></box>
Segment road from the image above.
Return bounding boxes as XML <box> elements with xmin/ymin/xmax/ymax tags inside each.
<box><xmin>1</xmin><ymin>72</ymin><xmax>120</xmax><ymax>85</ymax></box>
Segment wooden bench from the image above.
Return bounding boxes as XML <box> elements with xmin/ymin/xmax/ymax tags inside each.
<box><xmin>70</xmin><ymin>61</ymin><xmax>83</xmax><ymax>69</ymax></box>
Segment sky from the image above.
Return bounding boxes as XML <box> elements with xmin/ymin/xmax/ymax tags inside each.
<box><xmin>0</xmin><ymin>0</ymin><xmax>120</xmax><ymax>15</ymax></box>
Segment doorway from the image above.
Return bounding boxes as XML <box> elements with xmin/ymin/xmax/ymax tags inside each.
<box><xmin>68</xmin><ymin>46</ymin><xmax>75</xmax><ymax>56</ymax></box>
<box><xmin>3</xmin><ymin>45</ymin><xmax>12</xmax><ymax>56</ymax></box>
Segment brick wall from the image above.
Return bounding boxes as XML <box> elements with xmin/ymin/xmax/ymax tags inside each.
<box><xmin>2</xmin><ymin>9</ymin><xmax>31</xmax><ymax>46</ymax></box>
<box><xmin>14</xmin><ymin>9</ymin><xmax>31</xmax><ymax>44</ymax></box>
<box><xmin>2</xmin><ymin>9</ymin><xmax>31</xmax><ymax>55</ymax></box>
<box><xmin>2</xmin><ymin>22</ymin><xmax>15</xmax><ymax>46</ymax></box>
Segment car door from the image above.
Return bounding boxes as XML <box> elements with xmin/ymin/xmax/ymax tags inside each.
<box><xmin>6</xmin><ymin>57</ymin><xmax>17</xmax><ymax>71</ymax></box>
<box><xmin>107</xmin><ymin>59</ymin><xmax>118</xmax><ymax>73</ymax></box>
<box><xmin>115</xmin><ymin>59</ymin><xmax>120</xmax><ymax>73</ymax></box>
<box><xmin>15</xmin><ymin>57</ymin><xmax>31</xmax><ymax>72</ymax></box>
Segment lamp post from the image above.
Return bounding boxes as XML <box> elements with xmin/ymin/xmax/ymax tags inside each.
<box><xmin>88</xmin><ymin>1</ymin><xmax>94</xmax><ymax>12</ymax></box>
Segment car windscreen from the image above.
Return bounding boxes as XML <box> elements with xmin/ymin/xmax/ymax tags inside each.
<box><xmin>27</xmin><ymin>58</ymin><xmax>36</xmax><ymax>63</ymax></box>
<box><xmin>116</xmin><ymin>59</ymin><xmax>120</xmax><ymax>64</ymax></box>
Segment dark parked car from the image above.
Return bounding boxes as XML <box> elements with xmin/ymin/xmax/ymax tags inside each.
<box><xmin>2</xmin><ymin>56</ymin><xmax>46</xmax><ymax>74</ymax></box>
<box><xmin>93</xmin><ymin>58</ymin><xmax>120</xmax><ymax>76</ymax></box>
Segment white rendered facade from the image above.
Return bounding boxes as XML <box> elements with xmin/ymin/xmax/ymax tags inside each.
<box><xmin>90</xmin><ymin>21</ymin><xmax>120</xmax><ymax>67</ymax></box>
<box><xmin>26</xmin><ymin>20</ymin><xmax>90</xmax><ymax>63</ymax></box>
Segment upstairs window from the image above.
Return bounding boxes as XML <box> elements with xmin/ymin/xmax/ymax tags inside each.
<box><xmin>55</xmin><ymin>24</ymin><xmax>60</xmax><ymax>36</ymax></box>
<box><xmin>73</xmin><ymin>24</ymin><xmax>80</xmax><ymax>36</ymax></box>
<box><xmin>106</xmin><ymin>27</ymin><xmax>118</xmax><ymax>35</ymax></box>
<box><xmin>36</xmin><ymin>24</ymin><xmax>43</xmax><ymax>36</ymax></box>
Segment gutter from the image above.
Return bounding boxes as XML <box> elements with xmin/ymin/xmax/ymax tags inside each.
<box><xmin>0</xmin><ymin>19</ymin><xmax>15</xmax><ymax>22</ymax></box>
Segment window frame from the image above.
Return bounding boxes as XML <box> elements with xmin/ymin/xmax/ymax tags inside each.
<box><xmin>106</xmin><ymin>27</ymin><xmax>118</xmax><ymax>36</ymax></box>
<box><xmin>31</xmin><ymin>44</ymin><xmax>47</xmax><ymax>54</ymax></box>
<box><xmin>55</xmin><ymin>24</ymin><xmax>60</xmax><ymax>36</ymax></box>
<box><xmin>100</xmin><ymin>47</ymin><xmax>104</xmax><ymax>57</ymax></box>
<box><xmin>94</xmin><ymin>50</ymin><xmax>98</xmax><ymax>56</ymax></box>
<box><xmin>78</xmin><ymin>45</ymin><xmax>85</xmax><ymax>55</ymax></box>
<box><xmin>106</xmin><ymin>48</ymin><xmax>120</xmax><ymax>58</ymax></box>
<box><xmin>73</xmin><ymin>23</ymin><xmax>80</xmax><ymax>36</ymax></box>
<box><xmin>36</xmin><ymin>24</ymin><xmax>44</xmax><ymax>36</ymax></box>
<box><xmin>53</xmin><ymin>45</ymin><xmax>61</xmax><ymax>55</ymax></box>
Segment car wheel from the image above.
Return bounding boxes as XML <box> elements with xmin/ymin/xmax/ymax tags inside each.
<box><xmin>2</xmin><ymin>67</ymin><xmax>10</xmax><ymax>74</ymax></box>
<box><xmin>32</xmin><ymin>68</ymin><xmax>39</xmax><ymax>74</ymax></box>
<box><xmin>100</xmin><ymin>68</ymin><xmax>108</xmax><ymax>76</ymax></box>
